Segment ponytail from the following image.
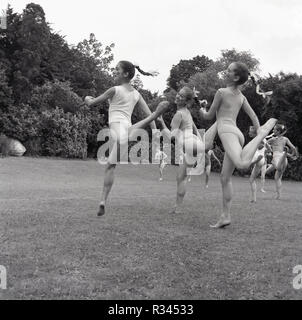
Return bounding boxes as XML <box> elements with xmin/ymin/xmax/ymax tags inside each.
<box><xmin>249</xmin><ymin>72</ymin><xmax>273</xmax><ymax>99</ymax></box>
<box><xmin>119</xmin><ymin>60</ymin><xmax>159</xmax><ymax>80</ymax></box>
<box><xmin>192</xmin><ymin>87</ymin><xmax>203</xmax><ymax>107</ymax></box>
<box><xmin>134</xmin><ymin>64</ymin><xmax>159</xmax><ymax>77</ymax></box>
<box><xmin>249</xmin><ymin>72</ymin><xmax>258</xmax><ymax>86</ymax></box>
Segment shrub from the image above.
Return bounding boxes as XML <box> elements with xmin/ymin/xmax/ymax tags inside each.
<box><xmin>0</xmin><ymin>104</ymin><xmax>41</xmax><ymax>142</ymax></box>
<box><xmin>29</xmin><ymin>80</ymin><xmax>83</xmax><ymax>113</ymax></box>
<box><xmin>40</xmin><ymin>108</ymin><xmax>88</xmax><ymax>158</ymax></box>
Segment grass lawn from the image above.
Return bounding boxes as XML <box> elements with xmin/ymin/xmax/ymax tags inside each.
<box><xmin>1</xmin><ymin>157</ymin><xmax>302</xmax><ymax>300</ymax></box>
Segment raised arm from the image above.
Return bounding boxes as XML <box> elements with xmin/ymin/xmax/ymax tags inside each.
<box><xmin>285</xmin><ymin>137</ymin><xmax>298</xmax><ymax>156</ymax></box>
<box><xmin>199</xmin><ymin>90</ymin><xmax>222</xmax><ymax>120</ymax></box>
<box><xmin>135</xmin><ymin>95</ymin><xmax>157</xmax><ymax>130</ymax></box>
<box><xmin>85</xmin><ymin>87</ymin><xmax>116</xmax><ymax>107</ymax></box>
<box><xmin>242</xmin><ymin>97</ymin><xmax>260</xmax><ymax>131</ymax></box>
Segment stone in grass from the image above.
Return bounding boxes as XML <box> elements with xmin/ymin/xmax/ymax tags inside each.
<box><xmin>0</xmin><ymin>134</ymin><xmax>26</xmax><ymax>157</ymax></box>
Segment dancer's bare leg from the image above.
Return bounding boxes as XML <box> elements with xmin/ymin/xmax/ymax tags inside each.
<box><xmin>275</xmin><ymin>170</ymin><xmax>283</xmax><ymax>200</ymax></box>
<box><xmin>205</xmin><ymin>122</ymin><xmax>218</xmax><ymax>151</ymax></box>
<box><xmin>260</xmin><ymin>163</ymin><xmax>267</xmax><ymax>193</ymax></box>
<box><xmin>240</xmin><ymin>119</ymin><xmax>277</xmax><ymax>165</ymax></box>
<box><xmin>220</xmin><ymin>133</ymin><xmax>263</xmax><ymax>170</ymax></box>
<box><xmin>211</xmin><ymin>153</ymin><xmax>235</xmax><ymax>229</ymax></box>
<box><xmin>128</xmin><ymin>101</ymin><xmax>169</xmax><ymax>139</ymax></box>
<box><xmin>276</xmin><ymin>152</ymin><xmax>287</xmax><ymax>171</ymax></box>
<box><xmin>249</xmin><ymin>165</ymin><xmax>261</xmax><ymax>203</ymax></box>
<box><xmin>275</xmin><ymin>157</ymin><xmax>287</xmax><ymax>200</ymax></box>
<box><xmin>266</xmin><ymin>164</ymin><xmax>275</xmax><ymax>175</ymax></box>
<box><xmin>219</xmin><ymin>119</ymin><xmax>276</xmax><ymax>170</ymax></box>
<box><xmin>98</xmin><ymin>163</ymin><xmax>117</xmax><ymax>216</ymax></box>
<box><xmin>205</xmin><ymin>165</ymin><xmax>211</xmax><ymax>188</ymax></box>
<box><xmin>159</xmin><ymin>164</ymin><xmax>164</xmax><ymax>181</ymax></box>
<box><xmin>172</xmin><ymin>160</ymin><xmax>191</xmax><ymax>214</ymax></box>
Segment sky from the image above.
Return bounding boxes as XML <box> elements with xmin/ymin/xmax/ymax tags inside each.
<box><xmin>2</xmin><ymin>0</ymin><xmax>302</xmax><ymax>93</ymax></box>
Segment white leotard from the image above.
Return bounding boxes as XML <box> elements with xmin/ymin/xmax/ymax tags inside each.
<box><xmin>109</xmin><ymin>85</ymin><xmax>140</xmax><ymax>126</ymax></box>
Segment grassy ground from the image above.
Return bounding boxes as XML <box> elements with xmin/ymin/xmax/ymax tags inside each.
<box><xmin>1</xmin><ymin>157</ymin><xmax>302</xmax><ymax>300</ymax></box>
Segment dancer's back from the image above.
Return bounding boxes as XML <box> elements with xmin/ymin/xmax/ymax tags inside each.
<box><xmin>109</xmin><ymin>85</ymin><xmax>140</xmax><ymax>125</ymax></box>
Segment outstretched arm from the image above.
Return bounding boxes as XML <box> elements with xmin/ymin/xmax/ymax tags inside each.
<box><xmin>158</xmin><ymin>113</ymin><xmax>182</xmax><ymax>140</ymax></box>
<box><xmin>85</xmin><ymin>87</ymin><xmax>116</xmax><ymax>107</ymax></box>
<box><xmin>135</xmin><ymin>95</ymin><xmax>157</xmax><ymax>130</ymax></box>
<box><xmin>242</xmin><ymin>97</ymin><xmax>260</xmax><ymax>131</ymax></box>
<box><xmin>199</xmin><ymin>90</ymin><xmax>222</xmax><ymax>120</ymax></box>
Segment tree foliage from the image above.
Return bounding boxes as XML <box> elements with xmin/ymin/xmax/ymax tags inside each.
<box><xmin>167</xmin><ymin>55</ymin><xmax>213</xmax><ymax>90</ymax></box>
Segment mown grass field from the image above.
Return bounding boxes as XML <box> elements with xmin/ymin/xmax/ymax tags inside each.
<box><xmin>1</xmin><ymin>157</ymin><xmax>302</xmax><ymax>300</ymax></box>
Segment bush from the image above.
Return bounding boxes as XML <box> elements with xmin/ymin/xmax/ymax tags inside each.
<box><xmin>40</xmin><ymin>108</ymin><xmax>88</xmax><ymax>158</ymax></box>
<box><xmin>29</xmin><ymin>80</ymin><xmax>83</xmax><ymax>113</ymax></box>
<box><xmin>0</xmin><ymin>104</ymin><xmax>41</xmax><ymax>142</ymax></box>
<box><xmin>0</xmin><ymin>105</ymin><xmax>90</xmax><ymax>158</ymax></box>
<box><xmin>81</xmin><ymin>107</ymin><xmax>106</xmax><ymax>157</ymax></box>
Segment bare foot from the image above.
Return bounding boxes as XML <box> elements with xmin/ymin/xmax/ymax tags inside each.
<box><xmin>171</xmin><ymin>206</ymin><xmax>182</xmax><ymax>214</ymax></box>
<box><xmin>260</xmin><ymin>188</ymin><xmax>266</xmax><ymax>193</ymax></box>
<box><xmin>97</xmin><ymin>203</ymin><xmax>105</xmax><ymax>217</ymax></box>
<box><xmin>257</xmin><ymin>118</ymin><xmax>278</xmax><ymax>137</ymax></box>
<box><xmin>210</xmin><ymin>218</ymin><xmax>231</xmax><ymax>229</ymax></box>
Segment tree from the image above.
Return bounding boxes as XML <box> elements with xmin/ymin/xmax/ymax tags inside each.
<box><xmin>11</xmin><ymin>3</ymin><xmax>51</xmax><ymax>101</ymax></box>
<box><xmin>263</xmin><ymin>73</ymin><xmax>302</xmax><ymax>149</ymax></box>
<box><xmin>186</xmin><ymin>49</ymin><xmax>262</xmax><ymax>129</ymax></box>
<box><xmin>0</xmin><ymin>62</ymin><xmax>13</xmax><ymax>110</ymax></box>
<box><xmin>167</xmin><ymin>55</ymin><xmax>213</xmax><ymax>90</ymax></box>
<box><xmin>76</xmin><ymin>33</ymin><xmax>114</xmax><ymax>72</ymax></box>
<box><xmin>217</xmin><ymin>48</ymin><xmax>260</xmax><ymax>73</ymax></box>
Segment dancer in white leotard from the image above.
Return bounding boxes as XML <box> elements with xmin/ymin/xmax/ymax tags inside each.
<box><xmin>248</xmin><ymin>126</ymin><xmax>272</xmax><ymax>203</ymax></box>
<box><xmin>155</xmin><ymin>148</ymin><xmax>168</xmax><ymax>181</ymax></box>
<box><xmin>265</xmin><ymin>124</ymin><xmax>299</xmax><ymax>199</ymax></box>
<box><xmin>199</xmin><ymin>62</ymin><xmax>277</xmax><ymax>228</ymax></box>
<box><xmin>158</xmin><ymin>86</ymin><xmax>218</xmax><ymax>214</ymax></box>
<box><xmin>85</xmin><ymin>61</ymin><xmax>169</xmax><ymax>216</ymax></box>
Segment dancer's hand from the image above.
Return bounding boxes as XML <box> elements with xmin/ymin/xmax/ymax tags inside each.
<box><xmin>84</xmin><ymin>96</ymin><xmax>94</xmax><ymax>106</ymax></box>
<box><xmin>199</xmin><ymin>107</ymin><xmax>207</xmax><ymax>118</ymax></box>
<box><xmin>158</xmin><ymin>115</ymin><xmax>164</xmax><ymax>123</ymax></box>
<box><xmin>193</xmin><ymin>87</ymin><xmax>200</xmax><ymax>98</ymax></box>
<box><xmin>200</xmin><ymin>99</ymin><xmax>208</xmax><ymax>108</ymax></box>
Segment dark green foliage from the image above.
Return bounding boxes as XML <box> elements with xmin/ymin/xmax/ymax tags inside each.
<box><xmin>167</xmin><ymin>55</ymin><xmax>213</xmax><ymax>90</ymax></box>
<box><xmin>0</xmin><ymin>4</ymin><xmax>116</xmax><ymax>159</ymax></box>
